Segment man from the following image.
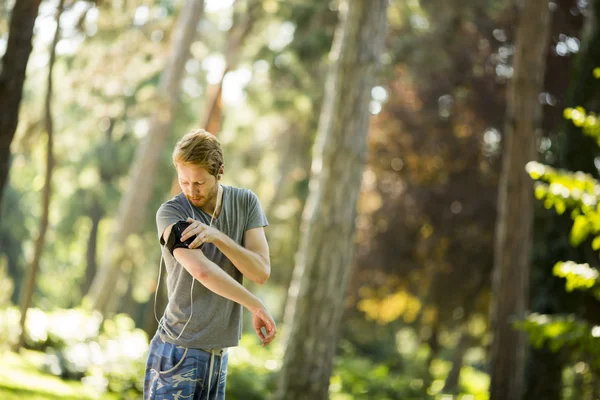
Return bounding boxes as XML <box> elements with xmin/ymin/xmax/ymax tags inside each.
<box><xmin>144</xmin><ymin>129</ymin><xmax>277</xmax><ymax>400</ymax></box>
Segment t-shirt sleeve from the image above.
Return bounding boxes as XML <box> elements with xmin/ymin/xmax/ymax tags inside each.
<box><xmin>156</xmin><ymin>201</ymin><xmax>184</xmax><ymax>245</ymax></box>
<box><xmin>245</xmin><ymin>190</ymin><xmax>268</xmax><ymax>231</ymax></box>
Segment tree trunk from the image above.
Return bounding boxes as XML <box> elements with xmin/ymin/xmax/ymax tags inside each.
<box><xmin>85</xmin><ymin>0</ymin><xmax>205</xmax><ymax>315</ymax></box>
<box><xmin>121</xmin><ymin>274</ymin><xmax>137</xmax><ymax>318</ymax></box>
<box><xmin>271</xmin><ymin>124</ymin><xmax>313</xmax><ymax>322</ymax></box>
<box><xmin>443</xmin><ymin>324</ymin><xmax>471</xmax><ymax>393</ymax></box>
<box><xmin>274</xmin><ymin>1</ymin><xmax>388</xmax><ymax>399</ymax></box>
<box><xmin>572</xmin><ymin>367</ymin><xmax>584</xmax><ymax>400</ymax></box>
<box><xmin>0</xmin><ymin>0</ymin><xmax>41</xmax><ymax>212</ymax></box>
<box><xmin>489</xmin><ymin>1</ymin><xmax>552</xmax><ymax>399</ymax></box>
<box><xmin>424</xmin><ymin>320</ymin><xmax>440</xmax><ymax>392</ymax></box>
<box><xmin>16</xmin><ymin>0</ymin><xmax>64</xmax><ymax>350</ymax></box>
<box><xmin>81</xmin><ymin>200</ymin><xmax>103</xmax><ymax>296</ymax></box>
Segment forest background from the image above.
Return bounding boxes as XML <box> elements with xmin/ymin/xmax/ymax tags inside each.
<box><xmin>2</xmin><ymin>0</ymin><xmax>600</xmax><ymax>399</ymax></box>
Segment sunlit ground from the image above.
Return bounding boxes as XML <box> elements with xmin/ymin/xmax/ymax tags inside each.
<box><xmin>0</xmin><ymin>350</ymin><xmax>118</xmax><ymax>400</ymax></box>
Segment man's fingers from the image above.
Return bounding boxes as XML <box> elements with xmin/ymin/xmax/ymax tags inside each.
<box><xmin>182</xmin><ymin>223</ymin><xmax>207</xmax><ymax>241</ymax></box>
<box><xmin>181</xmin><ymin>224</ymin><xmax>196</xmax><ymax>240</ymax></box>
<box><xmin>261</xmin><ymin>315</ymin><xmax>276</xmax><ymax>331</ymax></box>
<box><xmin>254</xmin><ymin>326</ymin><xmax>266</xmax><ymax>340</ymax></box>
<box><xmin>263</xmin><ymin>335</ymin><xmax>275</xmax><ymax>346</ymax></box>
<box><xmin>188</xmin><ymin>236</ymin><xmax>204</xmax><ymax>249</ymax></box>
<box><xmin>254</xmin><ymin>309</ymin><xmax>276</xmax><ymax>346</ymax></box>
<box><xmin>181</xmin><ymin>218</ymin><xmax>195</xmax><ymax>239</ymax></box>
<box><xmin>261</xmin><ymin>328</ymin><xmax>276</xmax><ymax>346</ymax></box>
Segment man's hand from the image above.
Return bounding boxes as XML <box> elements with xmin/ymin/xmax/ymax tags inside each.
<box><xmin>252</xmin><ymin>307</ymin><xmax>277</xmax><ymax>347</ymax></box>
<box><xmin>181</xmin><ymin>218</ymin><xmax>222</xmax><ymax>249</ymax></box>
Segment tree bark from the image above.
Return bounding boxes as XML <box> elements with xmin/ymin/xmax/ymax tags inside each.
<box><xmin>443</xmin><ymin>324</ymin><xmax>471</xmax><ymax>393</ymax></box>
<box><xmin>16</xmin><ymin>0</ymin><xmax>64</xmax><ymax>350</ymax></box>
<box><xmin>81</xmin><ymin>120</ymin><xmax>116</xmax><ymax>297</ymax></box>
<box><xmin>269</xmin><ymin>124</ymin><xmax>313</xmax><ymax>322</ymax></box>
<box><xmin>81</xmin><ymin>200</ymin><xmax>102</xmax><ymax>296</ymax></box>
<box><xmin>424</xmin><ymin>319</ymin><xmax>440</xmax><ymax>391</ymax></box>
<box><xmin>85</xmin><ymin>0</ymin><xmax>205</xmax><ymax>315</ymax></box>
<box><xmin>0</xmin><ymin>0</ymin><xmax>41</xmax><ymax>212</ymax></box>
<box><xmin>489</xmin><ymin>1</ymin><xmax>552</xmax><ymax>399</ymax></box>
<box><xmin>274</xmin><ymin>1</ymin><xmax>388</xmax><ymax>399</ymax></box>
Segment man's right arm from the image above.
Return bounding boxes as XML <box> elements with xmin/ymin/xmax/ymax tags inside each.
<box><xmin>161</xmin><ymin>224</ymin><xmax>277</xmax><ymax>345</ymax></box>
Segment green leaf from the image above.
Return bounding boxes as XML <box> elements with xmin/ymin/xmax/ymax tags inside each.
<box><xmin>593</xmin><ymin>236</ymin><xmax>600</xmax><ymax>251</ymax></box>
<box><xmin>564</xmin><ymin>108</ymin><xmax>573</xmax><ymax>119</ymax></box>
<box><xmin>571</xmin><ymin>215</ymin><xmax>590</xmax><ymax>246</ymax></box>
<box><xmin>534</xmin><ymin>185</ymin><xmax>546</xmax><ymax>200</ymax></box>
<box><xmin>555</xmin><ymin>200</ymin><xmax>566</xmax><ymax>215</ymax></box>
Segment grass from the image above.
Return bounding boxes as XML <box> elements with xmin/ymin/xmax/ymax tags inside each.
<box><xmin>0</xmin><ymin>349</ymin><xmax>119</xmax><ymax>400</ymax></box>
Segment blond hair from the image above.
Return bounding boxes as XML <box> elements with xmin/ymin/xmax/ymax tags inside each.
<box><xmin>172</xmin><ymin>129</ymin><xmax>223</xmax><ymax>176</ymax></box>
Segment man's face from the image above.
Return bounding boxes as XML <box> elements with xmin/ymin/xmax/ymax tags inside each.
<box><xmin>176</xmin><ymin>163</ymin><xmax>218</xmax><ymax>208</ymax></box>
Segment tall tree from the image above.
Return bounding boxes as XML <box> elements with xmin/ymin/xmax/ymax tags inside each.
<box><xmin>85</xmin><ymin>0</ymin><xmax>205</xmax><ymax>314</ymax></box>
<box><xmin>489</xmin><ymin>1</ymin><xmax>552</xmax><ymax>399</ymax></box>
<box><xmin>0</xmin><ymin>0</ymin><xmax>41</xmax><ymax>212</ymax></box>
<box><xmin>274</xmin><ymin>1</ymin><xmax>388</xmax><ymax>399</ymax></box>
<box><xmin>16</xmin><ymin>0</ymin><xmax>65</xmax><ymax>350</ymax></box>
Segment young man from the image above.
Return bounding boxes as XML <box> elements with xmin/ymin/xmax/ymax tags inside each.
<box><xmin>144</xmin><ymin>129</ymin><xmax>277</xmax><ymax>400</ymax></box>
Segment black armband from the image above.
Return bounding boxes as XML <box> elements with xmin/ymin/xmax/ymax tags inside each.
<box><xmin>165</xmin><ymin>221</ymin><xmax>196</xmax><ymax>255</ymax></box>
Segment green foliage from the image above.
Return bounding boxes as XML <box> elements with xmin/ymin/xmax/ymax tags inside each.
<box><xmin>564</xmin><ymin>107</ymin><xmax>600</xmax><ymax>146</ymax></box>
<box><xmin>524</xmin><ymin>67</ymin><xmax>600</xmax><ymax>379</ymax></box>
<box><xmin>516</xmin><ymin>313</ymin><xmax>600</xmax><ymax>370</ymax></box>
<box><xmin>527</xmin><ymin>161</ymin><xmax>600</xmax><ymax>247</ymax></box>
<box><xmin>529</xmin><ymin>160</ymin><xmax>598</xmax><ymax>204</ymax></box>
<box><xmin>526</xmin><ymin>70</ymin><xmax>600</xmax><ymax>256</ymax></box>
<box><xmin>0</xmin><ymin>350</ymin><xmax>119</xmax><ymax>400</ymax></box>
<box><xmin>553</xmin><ymin>261</ymin><xmax>600</xmax><ymax>298</ymax></box>
<box><xmin>225</xmin><ymin>335</ymin><xmax>279</xmax><ymax>399</ymax></box>
<box><xmin>0</xmin><ymin>307</ymin><xmax>20</xmax><ymax>352</ymax></box>
<box><xmin>331</xmin><ymin>351</ymin><xmax>428</xmax><ymax>400</ymax></box>
<box><xmin>0</xmin><ymin>307</ymin><xmax>147</xmax><ymax>396</ymax></box>
<box><xmin>0</xmin><ymin>261</ymin><xmax>14</xmax><ymax>308</ymax></box>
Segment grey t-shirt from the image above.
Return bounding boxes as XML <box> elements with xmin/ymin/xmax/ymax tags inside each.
<box><xmin>155</xmin><ymin>185</ymin><xmax>268</xmax><ymax>349</ymax></box>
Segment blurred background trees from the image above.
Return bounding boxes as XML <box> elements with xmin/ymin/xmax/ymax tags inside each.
<box><xmin>1</xmin><ymin>0</ymin><xmax>600</xmax><ymax>399</ymax></box>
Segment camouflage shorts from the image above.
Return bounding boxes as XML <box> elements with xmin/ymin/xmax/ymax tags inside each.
<box><xmin>143</xmin><ymin>330</ymin><xmax>228</xmax><ymax>400</ymax></box>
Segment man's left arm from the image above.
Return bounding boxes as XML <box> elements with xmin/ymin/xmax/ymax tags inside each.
<box><xmin>181</xmin><ymin>221</ymin><xmax>270</xmax><ymax>284</ymax></box>
<box><xmin>214</xmin><ymin>227</ymin><xmax>270</xmax><ymax>284</ymax></box>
